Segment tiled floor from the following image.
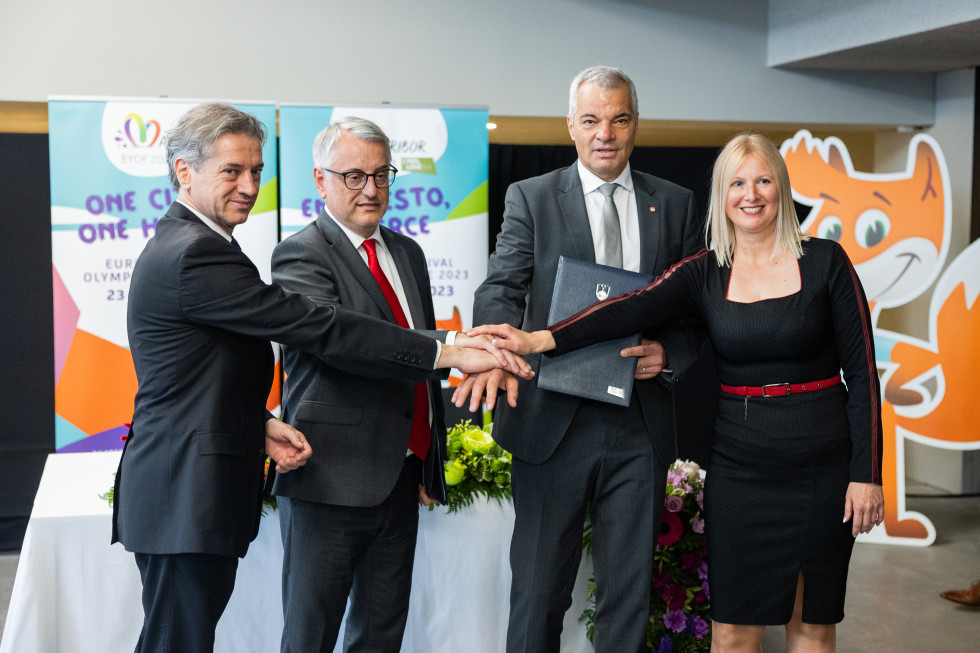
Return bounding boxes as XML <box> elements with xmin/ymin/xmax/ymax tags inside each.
<box><xmin>1</xmin><ymin>495</ymin><xmax>977</xmax><ymax>651</ymax></box>
<box><xmin>765</xmin><ymin>494</ymin><xmax>980</xmax><ymax>652</ymax></box>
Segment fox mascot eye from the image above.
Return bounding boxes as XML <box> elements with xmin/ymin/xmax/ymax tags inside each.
<box><xmin>855</xmin><ymin>209</ymin><xmax>890</xmax><ymax>248</ymax></box>
<box><xmin>817</xmin><ymin>216</ymin><xmax>843</xmax><ymax>242</ymax></box>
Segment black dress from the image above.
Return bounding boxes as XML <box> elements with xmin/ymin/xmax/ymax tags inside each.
<box><xmin>549</xmin><ymin>238</ymin><xmax>882</xmax><ymax>625</ymax></box>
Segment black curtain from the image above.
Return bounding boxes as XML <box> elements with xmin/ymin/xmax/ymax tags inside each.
<box><xmin>0</xmin><ymin>133</ymin><xmax>56</xmax><ymax>551</ymax></box>
<box><xmin>489</xmin><ymin>144</ymin><xmax>716</xmax><ymax>250</ymax></box>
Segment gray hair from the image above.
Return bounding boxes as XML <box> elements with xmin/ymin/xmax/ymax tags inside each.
<box><xmin>313</xmin><ymin>117</ymin><xmax>392</xmax><ymax>170</ymax></box>
<box><xmin>706</xmin><ymin>133</ymin><xmax>807</xmax><ymax>267</ymax></box>
<box><xmin>165</xmin><ymin>102</ymin><xmax>266</xmax><ymax>190</ymax></box>
<box><xmin>568</xmin><ymin>66</ymin><xmax>638</xmax><ymax>118</ymax></box>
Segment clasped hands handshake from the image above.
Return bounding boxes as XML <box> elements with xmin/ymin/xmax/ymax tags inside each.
<box><xmin>265</xmin><ymin>324</ymin><xmax>541</xmax><ymax>476</ymax></box>
<box><xmin>448</xmin><ymin>324</ymin><xmax>668</xmax><ymax>413</ymax></box>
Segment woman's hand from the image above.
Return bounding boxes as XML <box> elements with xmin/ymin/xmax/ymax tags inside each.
<box><xmin>843</xmin><ymin>482</ymin><xmax>885</xmax><ymax>536</ymax></box>
<box><xmin>465</xmin><ymin>324</ymin><xmax>556</xmax><ymax>356</ymax></box>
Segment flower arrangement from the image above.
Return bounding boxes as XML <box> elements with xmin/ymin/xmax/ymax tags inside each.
<box><xmin>440</xmin><ymin>419</ymin><xmax>512</xmax><ymax>513</ymax></box>
<box><xmin>580</xmin><ymin>459</ymin><xmax>710</xmax><ymax>652</ymax></box>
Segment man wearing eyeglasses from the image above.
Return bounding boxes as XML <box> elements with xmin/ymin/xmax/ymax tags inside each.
<box><xmin>270</xmin><ymin>117</ymin><xmax>453</xmax><ymax>653</ymax></box>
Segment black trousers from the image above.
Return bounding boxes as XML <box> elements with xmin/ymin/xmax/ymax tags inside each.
<box><xmin>279</xmin><ymin>455</ymin><xmax>422</xmax><ymax>653</ymax></box>
<box><xmin>506</xmin><ymin>397</ymin><xmax>666</xmax><ymax>653</ymax></box>
<box><xmin>134</xmin><ymin>551</ymin><xmax>239</xmax><ymax>653</ymax></box>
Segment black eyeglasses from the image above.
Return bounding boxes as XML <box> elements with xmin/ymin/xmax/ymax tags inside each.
<box><xmin>322</xmin><ymin>166</ymin><xmax>398</xmax><ymax>190</ymax></box>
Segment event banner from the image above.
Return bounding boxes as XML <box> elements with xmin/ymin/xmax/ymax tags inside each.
<box><xmin>49</xmin><ymin>98</ymin><xmax>279</xmax><ymax>452</ymax></box>
<box><xmin>279</xmin><ymin>105</ymin><xmax>489</xmax><ymax>384</ymax></box>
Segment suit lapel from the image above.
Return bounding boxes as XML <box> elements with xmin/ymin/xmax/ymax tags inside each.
<box><xmin>556</xmin><ymin>165</ymin><xmax>596</xmax><ymax>264</ymax></box>
<box><xmin>633</xmin><ymin>172</ymin><xmax>662</xmax><ymax>274</ymax></box>
<box><xmin>315</xmin><ymin>212</ymin><xmax>398</xmax><ymax>322</ymax></box>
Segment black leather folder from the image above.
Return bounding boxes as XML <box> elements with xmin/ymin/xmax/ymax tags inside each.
<box><xmin>536</xmin><ymin>256</ymin><xmax>653</xmax><ymax>406</ymax></box>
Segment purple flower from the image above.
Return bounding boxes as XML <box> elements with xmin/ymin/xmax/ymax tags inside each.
<box><xmin>696</xmin><ymin>490</ymin><xmax>704</xmax><ymax>507</ymax></box>
<box><xmin>698</xmin><ymin>560</ymin><xmax>709</xmax><ymax>581</ymax></box>
<box><xmin>656</xmin><ymin>635</ymin><xmax>673</xmax><ymax>653</ymax></box>
<box><xmin>691</xmin><ymin>516</ymin><xmax>704</xmax><ymax>534</ymax></box>
<box><xmin>692</xmin><ymin>615</ymin><xmax>709</xmax><ymax>638</ymax></box>
<box><xmin>664</xmin><ymin>608</ymin><xmax>687</xmax><ymax>632</ymax></box>
<box><xmin>702</xmin><ymin>580</ymin><xmax>710</xmax><ymax>600</ymax></box>
<box><xmin>666</xmin><ymin>469</ymin><xmax>685</xmax><ymax>488</ymax></box>
<box><xmin>665</xmin><ymin>495</ymin><xmax>684</xmax><ymax>513</ymax></box>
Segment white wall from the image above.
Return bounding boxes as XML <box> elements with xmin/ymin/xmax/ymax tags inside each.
<box><xmin>1</xmin><ymin>0</ymin><xmax>934</xmax><ymax>125</ymax></box>
<box><xmin>874</xmin><ymin>69</ymin><xmax>977</xmax><ymax>494</ymax></box>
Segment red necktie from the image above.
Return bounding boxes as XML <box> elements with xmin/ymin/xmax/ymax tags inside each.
<box><xmin>362</xmin><ymin>238</ymin><xmax>431</xmax><ymax>460</ymax></box>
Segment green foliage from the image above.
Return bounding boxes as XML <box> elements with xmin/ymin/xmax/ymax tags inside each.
<box><xmin>437</xmin><ymin>420</ymin><xmax>512</xmax><ymax>513</ymax></box>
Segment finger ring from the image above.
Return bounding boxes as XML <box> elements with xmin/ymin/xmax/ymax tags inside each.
<box><xmin>641</xmin><ymin>367</ymin><xmax>645</xmax><ymax>373</ymax></box>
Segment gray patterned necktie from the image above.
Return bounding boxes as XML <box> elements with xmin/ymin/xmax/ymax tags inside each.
<box><xmin>598</xmin><ymin>182</ymin><xmax>623</xmax><ymax>268</ymax></box>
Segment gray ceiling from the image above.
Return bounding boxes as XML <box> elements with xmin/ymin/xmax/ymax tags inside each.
<box><xmin>776</xmin><ymin>19</ymin><xmax>980</xmax><ymax>73</ymax></box>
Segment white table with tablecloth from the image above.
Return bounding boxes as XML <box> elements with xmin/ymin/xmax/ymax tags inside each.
<box><xmin>0</xmin><ymin>451</ymin><xmax>594</xmax><ymax>653</ymax></box>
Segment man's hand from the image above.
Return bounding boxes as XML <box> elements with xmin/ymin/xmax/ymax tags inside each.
<box><xmin>465</xmin><ymin>324</ymin><xmax>555</xmax><ymax>356</ymax></box>
<box><xmin>265</xmin><ymin>418</ymin><xmax>312</xmax><ymax>473</ymax></box>
<box><xmin>452</xmin><ymin>368</ymin><xmax>519</xmax><ymax>412</ymax></box>
<box><xmin>843</xmin><ymin>482</ymin><xmax>885</xmax><ymax>536</ymax></box>
<box><xmin>437</xmin><ymin>343</ymin><xmax>533</xmax><ymax>379</ymax></box>
<box><xmin>419</xmin><ymin>484</ymin><xmax>438</xmax><ymax>507</ymax></box>
<box><xmin>452</xmin><ymin>332</ymin><xmax>529</xmax><ymax>376</ymax></box>
<box><xmin>621</xmin><ymin>338</ymin><xmax>666</xmax><ymax>380</ymax></box>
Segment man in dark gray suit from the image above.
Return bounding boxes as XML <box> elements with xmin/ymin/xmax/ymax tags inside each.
<box><xmin>271</xmin><ymin>117</ymin><xmax>476</xmax><ymax>653</ymax></box>
<box><xmin>456</xmin><ymin>67</ymin><xmax>704</xmax><ymax>652</ymax></box>
<box><xmin>113</xmin><ymin>103</ymin><xmax>524</xmax><ymax>653</ymax></box>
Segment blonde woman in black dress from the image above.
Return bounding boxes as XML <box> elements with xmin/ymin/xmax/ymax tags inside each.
<box><xmin>464</xmin><ymin>133</ymin><xmax>884</xmax><ymax>652</ymax></box>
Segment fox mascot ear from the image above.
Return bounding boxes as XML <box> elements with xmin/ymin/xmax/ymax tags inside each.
<box><xmin>780</xmin><ymin>131</ymin><xmax>854</xmax><ymax>202</ymax></box>
<box><xmin>827</xmin><ymin>142</ymin><xmax>848</xmax><ymax>175</ymax></box>
<box><xmin>912</xmin><ymin>138</ymin><xmax>941</xmax><ymax>203</ymax></box>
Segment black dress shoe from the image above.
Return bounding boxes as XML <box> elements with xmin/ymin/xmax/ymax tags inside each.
<box><xmin>940</xmin><ymin>580</ymin><xmax>980</xmax><ymax>606</ymax></box>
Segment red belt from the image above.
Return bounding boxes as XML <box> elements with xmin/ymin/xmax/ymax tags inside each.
<box><xmin>720</xmin><ymin>374</ymin><xmax>842</xmax><ymax>397</ymax></box>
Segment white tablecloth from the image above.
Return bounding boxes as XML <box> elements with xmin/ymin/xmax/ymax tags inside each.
<box><xmin>1</xmin><ymin>452</ymin><xmax>594</xmax><ymax>653</ymax></box>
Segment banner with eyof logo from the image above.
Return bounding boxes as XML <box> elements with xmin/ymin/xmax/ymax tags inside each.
<box><xmin>49</xmin><ymin>98</ymin><xmax>279</xmax><ymax>452</ymax></box>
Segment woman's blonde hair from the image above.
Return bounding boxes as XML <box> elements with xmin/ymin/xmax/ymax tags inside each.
<box><xmin>706</xmin><ymin>133</ymin><xmax>806</xmax><ymax>266</ymax></box>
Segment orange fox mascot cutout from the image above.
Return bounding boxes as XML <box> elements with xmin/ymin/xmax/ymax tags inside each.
<box><xmin>781</xmin><ymin>130</ymin><xmax>979</xmax><ymax>546</ymax></box>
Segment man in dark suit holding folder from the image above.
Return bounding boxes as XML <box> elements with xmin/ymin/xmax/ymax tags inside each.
<box><xmin>457</xmin><ymin>66</ymin><xmax>703</xmax><ymax>652</ymax></box>
<box><xmin>113</xmin><ymin>103</ymin><xmax>523</xmax><ymax>653</ymax></box>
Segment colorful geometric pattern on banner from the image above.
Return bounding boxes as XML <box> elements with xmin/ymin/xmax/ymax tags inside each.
<box><xmin>279</xmin><ymin>105</ymin><xmax>489</xmax><ymax>386</ymax></box>
<box><xmin>49</xmin><ymin>98</ymin><xmax>279</xmax><ymax>452</ymax></box>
